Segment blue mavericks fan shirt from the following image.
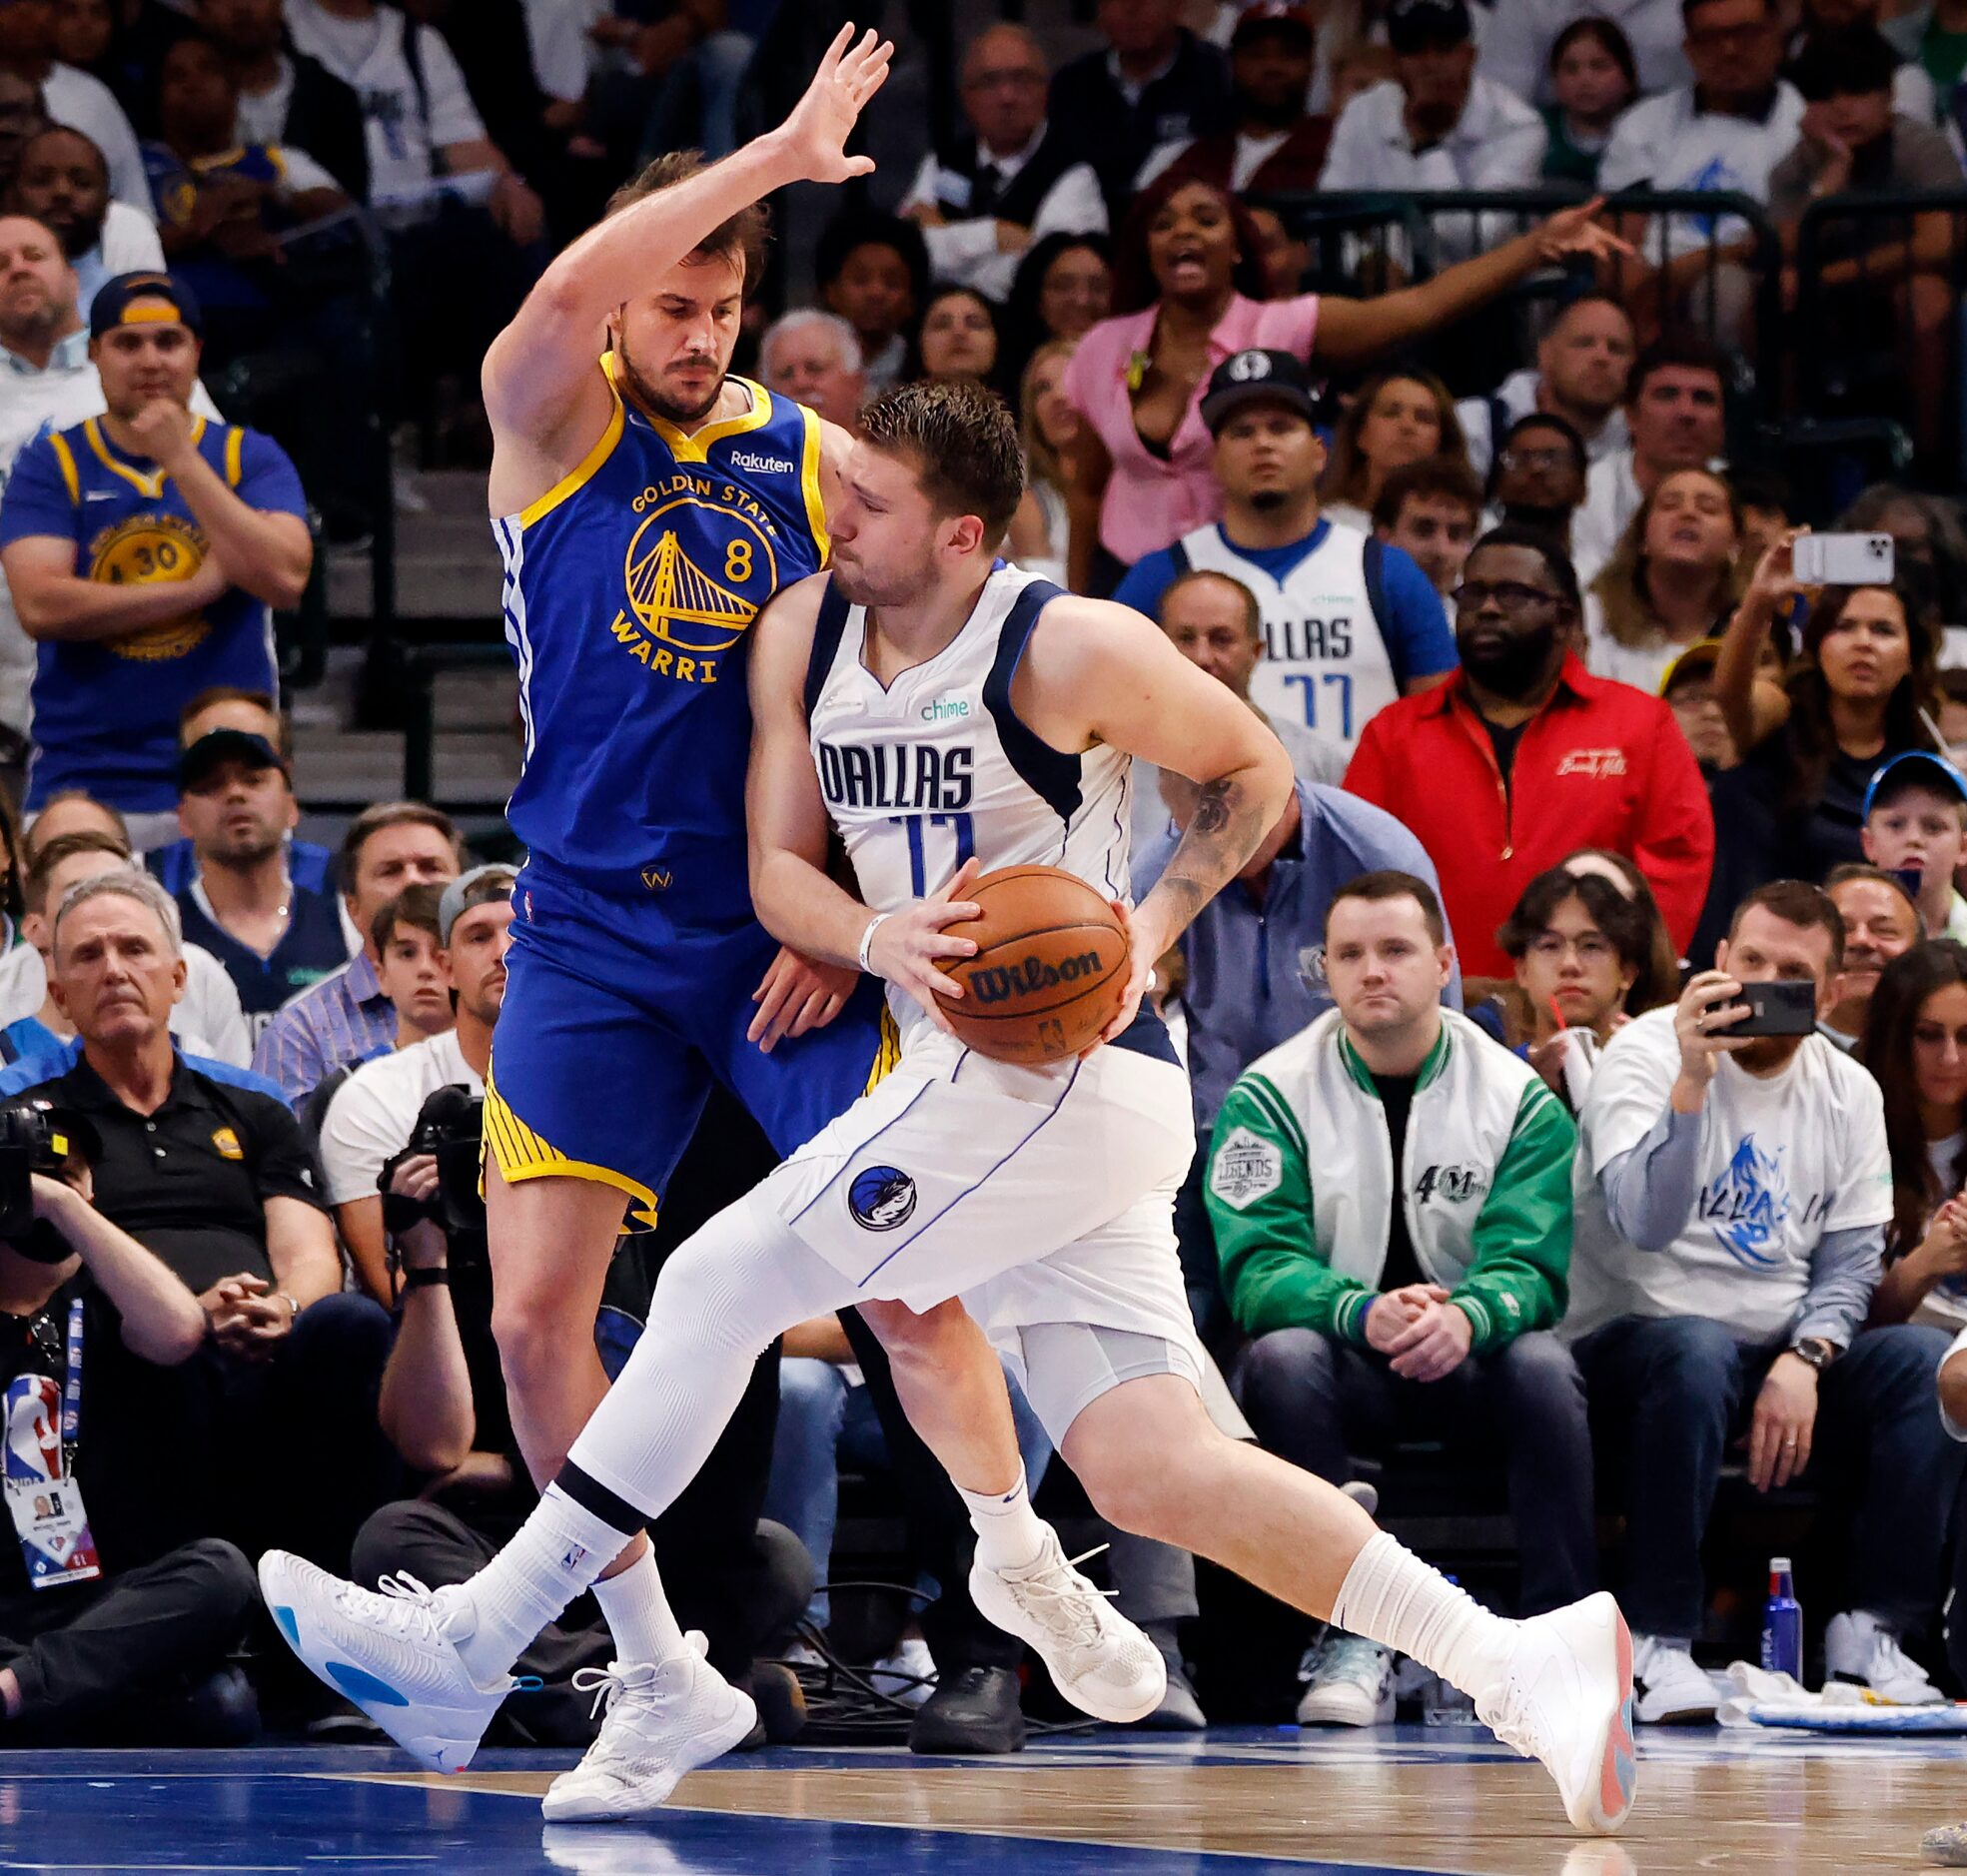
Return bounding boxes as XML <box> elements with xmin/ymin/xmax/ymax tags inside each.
<box><xmin>0</xmin><ymin>414</ymin><xmax>308</xmax><ymax>811</ymax></box>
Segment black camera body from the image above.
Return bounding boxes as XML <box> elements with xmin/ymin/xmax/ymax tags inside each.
<box><xmin>0</xmin><ymin>1099</ymin><xmax>102</xmax><ymax>1261</ymax></box>
<box><xmin>379</xmin><ymin>1085</ymin><xmax>487</xmax><ymax>1253</ymax></box>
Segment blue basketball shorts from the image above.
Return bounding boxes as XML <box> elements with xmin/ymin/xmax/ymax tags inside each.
<box><xmin>483</xmin><ymin>855</ymin><xmax>896</xmax><ymax>1229</ymax></box>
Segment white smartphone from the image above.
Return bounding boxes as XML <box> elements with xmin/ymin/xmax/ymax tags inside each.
<box><xmin>1792</xmin><ymin>532</ymin><xmax>1895</xmax><ymax>586</ymax></box>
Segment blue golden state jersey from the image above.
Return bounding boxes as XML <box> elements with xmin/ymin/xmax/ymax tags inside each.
<box><xmin>0</xmin><ymin>414</ymin><xmax>305</xmax><ymax>811</ymax></box>
<box><xmin>493</xmin><ymin>356</ymin><xmax>829</xmax><ymax>915</ymax></box>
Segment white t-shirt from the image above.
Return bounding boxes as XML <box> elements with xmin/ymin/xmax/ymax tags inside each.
<box><xmin>1567</xmin><ymin>1006</ymin><xmax>1894</xmax><ymax>1343</ymax></box>
<box><xmin>43</xmin><ymin>63</ymin><xmax>152</xmax><ymax>219</ymax></box>
<box><xmin>1580</xmin><ymin>600</ymin><xmax>1702</xmax><ymax>695</ymax></box>
<box><xmin>0</xmin><ymin>939</ymin><xmax>250</xmax><ymax>1066</ymax></box>
<box><xmin>234</xmin><ymin>55</ymin><xmax>297</xmax><ymax>148</ymax></box>
<box><xmin>320</xmin><ymin>1028</ymin><xmax>483</xmax><ymax>1207</ymax></box>
<box><xmin>1598</xmin><ymin>83</ymin><xmax>1807</xmax><ymax>260</ymax></box>
<box><xmin>1456</xmin><ymin>367</ymin><xmax>1631</xmax><ymax>480</ymax></box>
<box><xmin>1320</xmin><ymin>77</ymin><xmax>1545</xmax><ymax>264</ymax></box>
<box><xmin>521</xmin><ymin>0</ymin><xmax>604</xmax><ymax>104</ymax></box>
<box><xmin>285</xmin><ymin>1</ymin><xmax>488</xmax><ymax>203</ymax></box>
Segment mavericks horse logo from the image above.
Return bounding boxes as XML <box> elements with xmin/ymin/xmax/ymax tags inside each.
<box><xmin>848</xmin><ymin>1165</ymin><xmax>918</xmax><ymax>1233</ymax></box>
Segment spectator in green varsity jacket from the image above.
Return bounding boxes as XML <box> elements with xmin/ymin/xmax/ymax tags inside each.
<box><xmin>1208</xmin><ymin>869</ymin><xmax>1593</xmax><ymax>1729</ymax></box>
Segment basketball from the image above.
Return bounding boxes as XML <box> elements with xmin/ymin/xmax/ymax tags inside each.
<box><xmin>935</xmin><ymin>865</ymin><xmax>1131</xmax><ymax>1065</ymax></box>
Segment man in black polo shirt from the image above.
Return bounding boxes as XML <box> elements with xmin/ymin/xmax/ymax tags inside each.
<box><xmin>0</xmin><ymin>1099</ymin><xmax>259</xmax><ymax>1743</ymax></box>
<box><xmin>170</xmin><ymin>726</ymin><xmax>352</xmax><ymax>1036</ymax></box>
<box><xmin>29</xmin><ymin>868</ymin><xmax>393</xmax><ymax>1571</ymax></box>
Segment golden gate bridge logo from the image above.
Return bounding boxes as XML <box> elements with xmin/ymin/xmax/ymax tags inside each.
<box><xmin>623</xmin><ymin>494</ymin><xmax>777</xmax><ymax>655</ymax></box>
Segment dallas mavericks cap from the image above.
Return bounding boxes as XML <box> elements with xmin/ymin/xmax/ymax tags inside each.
<box><xmin>89</xmin><ymin>270</ymin><xmax>204</xmax><ymax>341</ymax></box>
<box><xmin>1862</xmin><ymin>749</ymin><xmax>1967</xmax><ymax>820</ymax></box>
<box><xmin>1200</xmin><ymin>349</ymin><xmax>1320</xmax><ymax>434</ymax></box>
<box><xmin>1387</xmin><ymin>0</ymin><xmax>1474</xmax><ymax>51</ymax></box>
<box><xmin>1232</xmin><ymin>3</ymin><xmax>1316</xmax><ymax>49</ymax></box>
<box><xmin>439</xmin><ymin>863</ymin><xmax>517</xmax><ymax>946</ymax></box>
<box><xmin>178</xmin><ymin>729</ymin><xmax>287</xmax><ymax>791</ymax></box>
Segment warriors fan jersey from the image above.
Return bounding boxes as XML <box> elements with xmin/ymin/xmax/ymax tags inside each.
<box><xmin>805</xmin><ymin>563</ymin><xmax>1133</xmax><ymax>1029</ymax></box>
<box><xmin>493</xmin><ymin>356</ymin><xmax>829</xmax><ymax>913</ymax></box>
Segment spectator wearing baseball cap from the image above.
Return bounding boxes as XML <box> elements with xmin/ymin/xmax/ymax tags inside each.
<box><xmin>1861</xmin><ymin>750</ymin><xmax>1967</xmax><ymax>944</ymax></box>
<box><xmin>1114</xmin><ymin>348</ymin><xmax>1457</xmax><ymax>762</ymax></box>
<box><xmin>318</xmin><ymin>863</ymin><xmax>513</xmax><ymax>1304</ymax></box>
<box><xmin>0</xmin><ymin>268</ymin><xmax>311</xmax><ymax>839</ymax></box>
<box><xmin>1147</xmin><ymin>6</ymin><xmax>1335</xmax><ymax>199</ymax></box>
<box><xmin>1320</xmin><ymin>0</ymin><xmax>1548</xmax><ymax>265</ymax></box>
<box><xmin>168</xmin><ymin>721</ymin><xmax>352</xmax><ymax>1035</ymax></box>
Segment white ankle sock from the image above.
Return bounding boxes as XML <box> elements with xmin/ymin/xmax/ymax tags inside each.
<box><xmin>956</xmin><ymin>1465</ymin><xmax>1048</xmax><ymax>1570</ymax></box>
<box><xmin>1331</xmin><ymin>1532</ymin><xmax>1514</xmax><ymax>1696</ymax></box>
<box><xmin>452</xmin><ymin>1483</ymin><xmax>625</xmax><ymax>1686</ymax></box>
<box><xmin>590</xmin><ymin>1548</ymin><xmax>686</xmax><ymax>1666</ymax></box>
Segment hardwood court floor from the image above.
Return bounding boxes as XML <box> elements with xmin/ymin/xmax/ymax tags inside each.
<box><xmin>6</xmin><ymin>1726</ymin><xmax>1967</xmax><ymax>1874</ymax></box>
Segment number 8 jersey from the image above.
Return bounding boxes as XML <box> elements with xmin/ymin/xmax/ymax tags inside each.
<box><xmin>804</xmin><ymin>562</ymin><xmax>1133</xmax><ymax>955</ymax></box>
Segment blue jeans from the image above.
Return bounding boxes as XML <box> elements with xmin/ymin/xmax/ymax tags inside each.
<box><xmin>765</xmin><ymin>1357</ymin><xmax>1053</xmax><ymax>1629</ymax></box>
<box><xmin>1576</xmin><ymin>1316</ymin><xmax>1964</xmax><ymax>1640</ymax></box>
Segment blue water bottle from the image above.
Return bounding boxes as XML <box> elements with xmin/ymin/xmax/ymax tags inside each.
<box><xmin>1760</xmin><ymin>1556</ymin><xmax>1802</xmax><ymax>1681</ymax></box>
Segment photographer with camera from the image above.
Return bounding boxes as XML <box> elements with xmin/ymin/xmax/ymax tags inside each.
<box><xmin>1564</xmin><ymin>879</ymin><xmax>1962</xmax><ymax>1723</ymax></box>
<box><xmin>0</xmin><ymin>1097</ymin><xmax>260</xmax><ymax>1743</ymax></box>
<box><xmin>319</xmin><ymin>866</ymin><xmax>510</xmax><ymax>1306</ymax></box>
<box><xmin>14</xmin><ymin>869</ymin><xmax>393</xmax><ymax>1575</ymax></box>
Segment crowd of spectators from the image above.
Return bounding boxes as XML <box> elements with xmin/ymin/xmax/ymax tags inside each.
<box><xmin>14</xmin><ymin>0</ymin><xmax>1967</xmax><ymax>1767</ymax></box>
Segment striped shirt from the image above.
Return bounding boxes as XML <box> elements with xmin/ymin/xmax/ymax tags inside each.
<box><xmin>251</xmin><ymin>950</ymin><xmax>394</xmax><ymax>1107</ymax></box>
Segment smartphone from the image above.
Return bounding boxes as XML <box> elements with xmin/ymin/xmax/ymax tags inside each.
<box><xmin>1724</xmin><ymin>980</ymin><xmax>1819</xmax><ymax>1038</ymax></box>
<box><xmin>1792</xmin><ymin>532</ymin><xmax>1895</xmax><ymax>586</ymax></box>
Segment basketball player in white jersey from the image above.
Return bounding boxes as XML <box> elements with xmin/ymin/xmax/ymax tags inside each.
<box><xmin>258</xmin><ymin>382</ymin><xmax>1636</xmax><ymax>1839</ymax></box>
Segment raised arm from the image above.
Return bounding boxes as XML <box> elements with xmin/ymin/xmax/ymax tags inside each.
<box><xmin>1716</xmin><ymin>531</ymin><xmax>1801</xmax><ymax>755</ymax></box>
<box><xmin>482</xmin><ymin>25</ymin><xmax>891</xmax><ymax>460</ymax></box>
<box><xmin>1314</xmin><ymin>199</ymin><xmax>1630</xmax><ymax>367</ymax></box>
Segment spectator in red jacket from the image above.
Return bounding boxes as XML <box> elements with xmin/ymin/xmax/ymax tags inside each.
<box><xmin>1345</xmin><ymin>524</ymin><xmax>1714</xmax><ymax>979</ymax></box>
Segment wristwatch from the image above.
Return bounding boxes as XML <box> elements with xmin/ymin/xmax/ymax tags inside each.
<box><xmin>1789</xmin><ymin>1336</ymin><xmax>1836</xmax><ymax>1372</ymax></box>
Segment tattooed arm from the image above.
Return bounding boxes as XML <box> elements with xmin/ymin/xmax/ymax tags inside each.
<box><xmin>1015</xmin><ymin>594</ymin><xmax>1295</xmax><ymax>1042</ymax></box>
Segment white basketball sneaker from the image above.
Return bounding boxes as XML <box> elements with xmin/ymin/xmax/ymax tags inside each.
<box><xmin>258</xmin><ymin>1551</ymin><xmax>510</xmax><ymax>1773</ymax></box>
<box><xmin>543</xmin><ymin>1637</ymin><xmax>758</xmax><ymax>1822</ymax></box>
<box><xmin>969</xmin><ymin>1531</ymin><xmax>1166</xmax><ymax>1723</ymax></box>
<box><xmin>1473</xmin><ymin>1591</ymin><xmax>1636</xmax><ymax>1835</ymax></box>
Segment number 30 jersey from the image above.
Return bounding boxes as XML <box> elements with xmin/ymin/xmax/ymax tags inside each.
<box><xmin>493</xmin><ymin>356</ymin><xmax>829</xmax><ymax>916</ymax></box>
<box><xmin>803</xmin><ymin>563</ymin><xmax>1133</xmax><ymax>941</ymax></box>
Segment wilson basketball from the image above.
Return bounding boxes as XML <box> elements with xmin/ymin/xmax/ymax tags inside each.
<box><xmin>935</xmin><ymin>865</ymin><xmax>1130</xmax><ymax>1065</ymax></box>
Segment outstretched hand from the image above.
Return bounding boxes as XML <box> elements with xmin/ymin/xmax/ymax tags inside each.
<box><xmin>1534</xmin><ymin>197</ymin><xmax>1634</xmax><ymax>264</ymax></box>
<box><xmin>773</xmin><ymin>25</ymin><xmax>894</xmax><ymax>187</ymax></box>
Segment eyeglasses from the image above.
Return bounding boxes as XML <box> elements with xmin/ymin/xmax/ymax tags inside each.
<box><xmin>1451</xmin><ymin>579</ymin><xmax>1563</xmax><ymax>611</ymax></box>
<box><xmin>1525</xmin><ymin>931</ymin><xmax>1618</xmax><ymax>966</ymax></box>
<box><xmin>1497</xmin><ymin>446</ymin><xmax>1572</xmax><ymax>471</ymax></box>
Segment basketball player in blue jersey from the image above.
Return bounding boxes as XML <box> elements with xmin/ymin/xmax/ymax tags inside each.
<box><xmin>262</xmin><ymin>380</ymin><xmax>1636</xmax><ymax>1838</ymax></box>
<box><xmin>464</xmin><ymin>23</ymin><xmax>1146</xmax><ymax>1755</ymax></box>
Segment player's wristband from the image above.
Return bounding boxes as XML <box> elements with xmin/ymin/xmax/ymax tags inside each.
<box><xmin>857</xmin><ymin>912</ymin><xmax>889</xmax><ymax>975</ymax></box>
<box><xmin>403</xmin><ymin>1268</ymin><xmax>451</xmax><ymax>1292</ymax></box>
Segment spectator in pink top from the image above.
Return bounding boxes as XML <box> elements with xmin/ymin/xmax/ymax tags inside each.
<box><xmin>1060</xmin><ymin>171</ymin><xmax>1629</xmax><ymax>593</ymax></box>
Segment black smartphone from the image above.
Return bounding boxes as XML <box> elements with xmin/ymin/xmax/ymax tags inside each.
<box><xmin>1726</xmin><ymin>980</ymin><xmax>1819</xmax><ymax>1037</ymax></box>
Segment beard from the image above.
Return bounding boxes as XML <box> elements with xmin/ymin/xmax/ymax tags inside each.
<box><xmin>1247</xmin><ymin>487</ymin><xmax>1290</xmax><ymax>513</ymax></box>
<box><xmin>1456</xmin><ymin>616</ymin><xmax>1562</xmax><ymax>699</ymax></box>
<box><xmin>830</xmin><ymin>547</ymin><xmax>938</xmax><ymax>610</ymax></box>
<box><xmin>1501</xmin><ymin>500</ymin><xmax>1574</xmax><ymax>532</ymax></box>
<box><xmin>208</xmin><ymin>822</ymin><xmax>283</xmax><ymax>868</ymax></box>
<box><xmin>615</xmin><ymin>333</ymin><xmax>725</xmax><ymax>426</ymax></box>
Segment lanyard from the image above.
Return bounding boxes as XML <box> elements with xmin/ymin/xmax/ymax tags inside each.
<box><xmin>60</xmin><ymin>1296</ymin><xmax>83</xmax><ymax>1459</ymax></box>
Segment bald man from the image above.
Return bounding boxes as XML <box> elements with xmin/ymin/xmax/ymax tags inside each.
<box><xmin>900</xmin><ymin>22</ymin><xmax>1106</xmax><ymax>301</ymax></box>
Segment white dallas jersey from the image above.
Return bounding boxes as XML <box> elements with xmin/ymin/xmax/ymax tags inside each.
<box><xmin>1174</xmin><ymin>517</ymin><xmax>1394</xmax><ymax>752</ymax></box>
<box><xmin>806</xmin><ymin>565</ymin><xmax>1132</xmax><ymax>1031</ymax></box>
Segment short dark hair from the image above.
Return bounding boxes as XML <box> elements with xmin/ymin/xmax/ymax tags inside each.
<box><xmin>857</xmin><ymin>379</ymin><xmax>1027</xmax><ymax>542</ymax></box>
<box><xmin>1159</xmin><ymin>567</ymin><xmax>1261</xmax><ymax>638</ymax></box>
<box><xmin>370</xmin><ymin>880</ymin><xmax>445</xmax><ymax>958</ymax></box>
<box><xmin>1496</xmin><ymin>864</ymin><xmax>1657</xmax><ymax>975</ymax></box>
<box><xmin>1466</xmin><ymin>522</ymin><xmax>1583</xmax><ymax>611</ymax></box>
<box><xmin>1372</xmin><ymin>455</ymin><xmax>1484</xmax><ymax>531</ymax></box>
<box><xmin>815</xmin><ymin>208</ymin><xmax>930</xmax><ymax>306</ymax></box>
<box><xmin>1789</xmin><ymin>22</ymin><xmax>1899</xmax><ymax>97</ymax></box>
<box><xmin>1325</xmin><ymin>869</ymin><xmax>1448</xmax><ymax>946</ymax></box>
<box><xmin>26</xmin><ymin>831</ymin><xmax>129</xmax><ymax>916</ymax></box>
<box><xmin>337</xmin><ymin>802</ymin><xmax>462</xmax><ymax>894</ymax></box>
<box><xmin>1683</xmin><ymin>0</ymin><xmax>1773</xmax><ymax>24</ymax></box>
<box><xmin>1627</xmin><ymin>334</ymin><xmax>1728</xmax><ymax>405</ymax></box>
<box><xmin>1499</xmin><ymin>411</ymin><xmax>1588</xmax><ymax>473</ymax></box>
<box><xmin>1729</xmin><ymin>467</ymin><xmax>1792</xmax><ymax>516</ymax></box>
<box><xmin>1826</xmin><ymin>861</ymin><xmax>1924</xmax><ymax>933</ymax></box>
<box><xmin>606</xmin><ymin>150</ymin><xmax>768</xmax><ymax>283</ymax></box>
<box><xmin>1728</xmin><ymin>878</ymin><xmax>1847</xmax><ymax>973</ymax></box>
